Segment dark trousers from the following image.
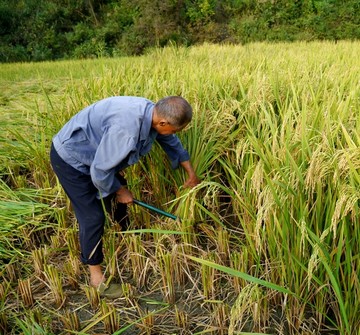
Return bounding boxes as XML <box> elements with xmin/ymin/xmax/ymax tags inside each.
<box><xmin>50</xmin><ymin>143</ymin><xmax>128</xmax><ymax>265</ymax></box>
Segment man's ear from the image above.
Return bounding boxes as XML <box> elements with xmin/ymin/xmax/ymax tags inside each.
<box><xmin>159</xmin><ymin>120</ymin><xmax>168</xmax><ymax>127</ymax></box>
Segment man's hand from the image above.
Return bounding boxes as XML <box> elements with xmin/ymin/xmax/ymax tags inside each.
<box><xmin>180</xmin><ymin>160</ymin><xmax>200</xmax><ymax>188</ymax></box>
<box><xmin>183</xmin><ymin>174</ymin><xmax>201</xmax><ymax>188</ymax></box>
<box><xmin>116</xmin><ymin>187</ymin><xmax>133</xmax><ymax>204</ymax></box>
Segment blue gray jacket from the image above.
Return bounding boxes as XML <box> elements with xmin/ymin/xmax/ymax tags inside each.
<box><xmin>53</xmin><ymin>96</ymin><xmax>190</xmax><ymax>197</ymax></box>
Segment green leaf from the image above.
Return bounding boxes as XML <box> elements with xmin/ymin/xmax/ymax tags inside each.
<box><xmin>188</xmin><ymin>255</ymin><xmax>294</xmax><ymax>295</ymax></box>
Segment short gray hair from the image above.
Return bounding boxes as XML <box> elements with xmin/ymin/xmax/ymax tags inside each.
<box><xmin>154</xmin><ymin>96</ymin><xmax>192</xmax><ymax>128</ymax></box>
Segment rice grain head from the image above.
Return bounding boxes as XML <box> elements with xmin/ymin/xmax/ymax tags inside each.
<box><xmin>228</xmin><ymin>283</ymin><xmax>261</xmax><ymax>335</ymax></box>
<box><xmin>255</xmin><ymin>186</ymin><xmax>274</xmax><ymax>251</ymax></box>
<box><xmin>331</xmin><ymin>185</ymin><xmax>359</xmax><ymax>239</ymax></box>
<box><xmin>307</xmin><ymin>227</ymin><xmax>330</xmax><ymax>289</ymax></box>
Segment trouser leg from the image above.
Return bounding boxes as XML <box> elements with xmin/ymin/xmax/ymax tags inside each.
<box><xmin>50</xmin><ymin>144</ymin><xmax>105</xmax><ymax>265</ymax></box>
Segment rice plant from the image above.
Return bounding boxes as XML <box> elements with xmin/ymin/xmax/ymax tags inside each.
<box><xmin>17</xmin><ymin>278</ymin><xmax>34</xmax><ymax>308</ymax></box>
<box><xmin>100</xmin><ymin>300</ymin><xmax>120</xmax><ymax>333</ymax></box>
<box><xmin>44</xmin><ymin>264</ymin><xmax>66</xmax><ymax>308</ymax></box>
<box><xmin>84</xmin><ymin>285</ymin><xmax>100</xmax><ymax>310</ymax></box>
<box><xmin>61</xmin><ymin>310</ymin><xmax>80</xmax><ymax>332</ymax></box>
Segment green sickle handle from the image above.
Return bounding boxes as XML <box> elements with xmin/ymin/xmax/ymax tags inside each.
<box><xmin>133</xmin><ymin>199</ymin><xmax>178</xmax><ymax>221</ymax></box>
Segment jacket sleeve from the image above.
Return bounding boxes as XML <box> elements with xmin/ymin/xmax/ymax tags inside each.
<box><xmin>90</xmin><ymin>128</ymin><xmax>136</xmax><ymax>197</ymax></box>
<box><xmin>156</xmin><ymin>134</ymin><xmax>190</xmax><ymax>169</ymax></box>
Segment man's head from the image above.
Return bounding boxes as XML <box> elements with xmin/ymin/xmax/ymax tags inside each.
<box><xmin>152</xmin><ymin>96</ymin><xmax>192</xmax><ymax>135</ymax></box>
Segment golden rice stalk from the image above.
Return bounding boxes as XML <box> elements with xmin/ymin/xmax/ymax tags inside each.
<box><xmin>0</xmin><ymin>282</ymin><xmax>6</xmax><ymax>301</ymax></box>
<box><xmin>44</xmin><ymin>264</ymin><xmax>65</xmax><ymax>308</ymax></box>
<box><xmin>334</xmin><ymin>147</ymin><xmax>360</xmax><ymax>179</ymax></box>
<box><xmin>172</xmin><ymin>245</ymin><xmax>187</xmax><ymax>287</ymax></box>
<box><xmin>136</xmin><ymin>306</ymin><xmax>154</xmax><ymax>334</ymax></box>
<box><xmin>69</xmin><ymin>253</ymin><xmax>81</xmax><ymax>277</ymax></box>
<box><xmin>0</xmin><ymin>282</ymin><xmax>10</xmax><ymax>333</ymax></box>
<box><xmin>305</xmin><ymin>146</ymin><xmax>332</xmax><ymax>193</ymax></box>
<box><xmin>228</xmin><ymin>284</ymin><xmax>261</xmax><ymax>335</ymax></box>
<box><xmin>121</xmin><ymin>282</ymin><xmax>135</xmax><ymax>302</ymax></box>
<box><xmin>103</xmin><ymin>230</ymin><xmax>118</xmax><ymax>277</ymax></box>
<box><xmin>50</xmin><ymin>234</ymin><xmax>62</xmax><ymax>249</ymax></box>
<box><xmin>61</xmin><ymin>310</ymin><xmax>80</xmax><ymax>331</ymax></box>
<box><xmin>157</xmin><ymin>247</ymin><xmax>175</xmax><ymax>304</ymax></box>
<box><xmin>54</xmin><ymin>206</ymin><xmax>68</xmax><ymax>229</ymax></box>
<box><xmin>214</xmin><ymin>302</ymin><xmax>229</xmax><ymax>335</ymax></box>
<box><xmin>175</xmin><ymin>305</ymin><xmax>188</xmax><ymax>329</ymax></box>
<box><xmin>64</xmin><ymin>257</ymin><xmax>79</xmax><ymax>289</ymax></box>
<box><xmin>18</xmin><ymin>278</ymin><xmax>34</xmax><ymax>307</ymax></box>
<box><xmin>84</xmin><ymin>285</ymin><xmax>100</xmax><ymax>310</ymax></box>
<box><xmin>181</xmin><ymin>219</ymin><xmax>195</xmax><ymax>254</ymax></box>
<box><xmin>296</xmin><ymin>218</ymin><xmax>309</xmax><ymax>257</ymax></box>
<box><xmin>202</xmin><ymin>183</ymin><xmax>221</xmax><ymax>213</ymax></box>
<box><xmin>5</xmin><ymin>263</ymin><xmax>17</xmax><ymax>283</ymax></box>
<box><xmin>307</xmin><ymin>227</ymin><xmax>331</xmax><ymax>289</ymax></box>
<box><xmin>100</xmin><ymin>300</ymin><xmax>119</xmax><ymax>334</ymax></box>
<box><xmin>251</xmin><ymin>160</ymin><xmax>265</xmax><ymax>195</ymax></box>
<box><xmin>0</xmin><ymin>312</ymin><xmax>7</xmax><ymax>335</ymax></box>
<box><xmin>201</xmin><ymin>252</ymin><xmax>217</xmax><ymax>300</ymax></box>
<box><xmin>32</xmin><ymin>247</ymin><xmax>47</xmax><ymax>278</ymax></box>
<box><xmin>19</xmin><ymin>227</ymin><xmax>33</xmax><ymax>251</ymax></box>
<box><xmin>331</xmin><ymin>185</ymin><xmax>359</xmax><ymax>239</ymax></box>
<box><xmin>255</xmin><ymin>186</ymin><xmax>274</xmax><ymax>252</ymax></box>
<box><xmin>216</xmin><ymin>227</ymin><xmax>230</xmax><ymax>262</ymax></box>
<box><xmin>230</xmin><ymin>249</ymin><xmax>250</xmax><ymax>292</ymax></box>
<box><xmin>127</xmin><ymin>235</ymin><xmax>146</xmax><ymax>286</ymax></box>
<box><xmin>235</xmin><ymin>138</ymin><xmax>251</xmax><ymax>168</ymax></box>
<box><xmin>66</xmin><ymin>228</ymin><xmax>80</xmax><ymax>258</ymax></box>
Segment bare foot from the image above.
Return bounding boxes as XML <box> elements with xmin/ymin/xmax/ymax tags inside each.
<box><xmin>89</xmin><ymin>264</ymin><xmax>106</xmax><ymax>288</ymax></box>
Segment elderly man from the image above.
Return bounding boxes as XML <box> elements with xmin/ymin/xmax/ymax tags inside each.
<box><xmin>50</xmin><ymin>96</ymin><xmax>200</xmax><ymax>287</ymax></box>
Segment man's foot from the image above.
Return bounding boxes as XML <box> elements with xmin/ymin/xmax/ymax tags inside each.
<box><xmin>89</xmin><ymin>264</ymin><xmax>106</xmax><ymax>288</ymax></box>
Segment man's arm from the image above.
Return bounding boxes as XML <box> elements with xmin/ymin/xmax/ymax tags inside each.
<box><xmin>156</xmin><ymin>134</ymin><xmax>200</xmax><ymax>188</ymax></box>
<box><xmin>180</xmin><ymin>160</ymin><xmax>200</xmax><ymax>188</ymax></box>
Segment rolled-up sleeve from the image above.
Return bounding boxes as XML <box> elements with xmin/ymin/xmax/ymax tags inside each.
<box><xmin>90</xmin><ymin>129</ymin><xmax>136</xmax><ymax>197</ymax></box>
<box><xmin>156</xmin><ymin>134</ymin><xmax>190</xmax><ymax>169</ymax></box>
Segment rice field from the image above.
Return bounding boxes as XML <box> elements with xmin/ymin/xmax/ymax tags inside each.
<box><xmin>0</xmin><ymin>41</ymin><xmax>359</xmax><ymax>335</ymax></box>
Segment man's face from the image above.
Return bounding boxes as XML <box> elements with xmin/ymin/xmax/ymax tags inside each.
<box><xmin>154</xmin><ymin>122</ymin><xmax>188</xmax><ymax>135</ymax></box>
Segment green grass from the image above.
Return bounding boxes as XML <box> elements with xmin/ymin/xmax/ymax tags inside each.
<box><xmin>0</xmin><ymin>41</ymin><xmax>359</xmax><ymax>334</ymax></box>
